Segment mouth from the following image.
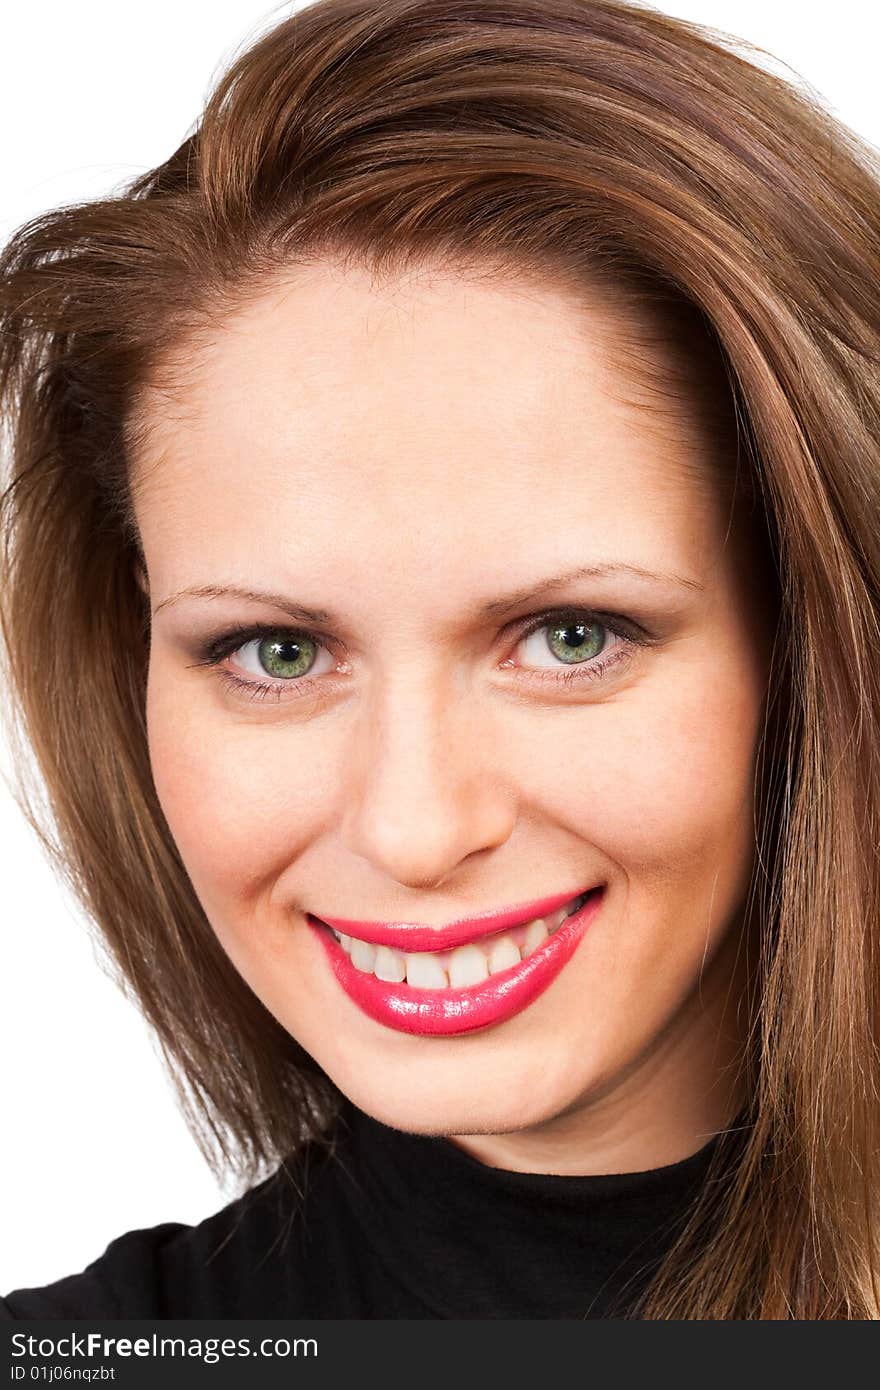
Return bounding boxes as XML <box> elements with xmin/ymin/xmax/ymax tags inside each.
<box><xmin>313</xmin><ymin>888</ymin><xmax>596</xmax><ymax>990</ymax></box>
<box><xmin>307</xmin><ymin>885</ymin><xmax>605</xmax><ymax>1037</ymax></box>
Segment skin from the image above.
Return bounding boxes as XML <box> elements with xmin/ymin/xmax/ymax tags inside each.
<box><xmin>134</xmin><ymin>258</ymin><xmax>773</xmax><ymax>1176</ymax></box>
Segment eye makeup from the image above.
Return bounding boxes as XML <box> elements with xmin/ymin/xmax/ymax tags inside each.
<box><xmin>181</xmin><ymin>606</ymin><xmax>657</xmax><ymax>704</ymax></box>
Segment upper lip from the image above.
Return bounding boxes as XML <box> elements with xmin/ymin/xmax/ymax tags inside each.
<box><xmin>309</xmin><ymin>884</ymin><xmax>601</xmax><ymax>953</ymax></box>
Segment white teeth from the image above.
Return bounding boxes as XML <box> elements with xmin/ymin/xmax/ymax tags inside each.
<box><xmin>447</xmin><ymin>943</ymin><xmax>490</xmax><ymax>988</ymax></box>
<box><xmin>405</xmin><ymin>952</ymin><xmax>448</xmax><ymax>989</ymax></box>
<box><xmin>487</xmin><ymin>935</ymin><xmax>522</xmax><ymax>975</ymax></box>
<box><xmin>350</xmin><ymin>937</ymin><xmax>377</xmax><ymax>974</ymax></box>
<box><xmin>523</xmin><ymin>917</ymin><xmax>549</xmax><ymax>953</ymax></box>
<box><xmin>374</xmin><ymin>944</ymin><xmax>406</xmax><ymax>982</ymax></box>
<box><xmin>329</xmin><ymin>890</ymin><xmax>594</xmax><ymax>990</ymax></box>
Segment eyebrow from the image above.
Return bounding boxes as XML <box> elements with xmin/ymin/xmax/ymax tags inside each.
<box><xmin>153</xmin><ymin>563</ymin><xmax>704</xmax><ymax>625</ymax></box>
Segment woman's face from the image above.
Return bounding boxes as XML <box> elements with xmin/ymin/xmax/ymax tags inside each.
<box><xmin>136</xmin><ymin>259</ymin><xmax>772</xmax><ymax>1173</ymax></box>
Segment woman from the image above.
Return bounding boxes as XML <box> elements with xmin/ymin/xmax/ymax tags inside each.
<box><xmin>1</xmin><ymin>0</ymin><xmax>878</xmax><ymax>1319</ymax></box>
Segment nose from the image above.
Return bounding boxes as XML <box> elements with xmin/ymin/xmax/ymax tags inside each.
<box><xmin>338</xmin><ymin>673</ymin><xmax>516</xmax><ymax>891</ymax></box>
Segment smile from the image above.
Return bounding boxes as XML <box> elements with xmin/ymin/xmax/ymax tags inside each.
<box><xmin>307</xmin><ymin>885</ymin><xmax>605</xmax><ymax>1036</ymax></box>
<box><xmin>326</xmin><ymin>889</ymin><xmax>593</xmax><ymax>987</ymax></box>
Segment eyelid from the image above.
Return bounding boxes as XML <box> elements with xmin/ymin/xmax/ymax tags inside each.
<box><xmin>190</xmin><ymin>607</ymin><xmax>652</xmax><ymax>702</ymax></box>
<box><xmin>191</xmin><ymin>622</ymin><xmax>340</xmax><ymax>667</ymax></box>
<box><xmin>194</xmin><ymin>609</ymin><xmax>646</xmax><ymax>662</ymax></box>
<box><xmin>503</xmin><ymin>609</ymin><xmax>645</xmax><ymax>682</ymax></box>
<box><xmin>510</xmin><ymin>606</ymin><xmax>648</xmax><ymax>643</ymax></box>
<box><xmin>229</xmin><ymin>628</ymin><xmax>337</xmax><ymax>681</ymax></box>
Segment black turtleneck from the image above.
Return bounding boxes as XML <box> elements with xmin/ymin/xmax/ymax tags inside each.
<box><xmin>1</xmin><ymin>1098</ymin><xmax>725</xmax><ymax>1319</ymax></box>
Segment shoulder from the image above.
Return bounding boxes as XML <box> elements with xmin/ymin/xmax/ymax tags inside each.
<box><xmin>1</xmin><ymin>1146</ymin><xmax>337</xmax><ymax>1319</ymax></box>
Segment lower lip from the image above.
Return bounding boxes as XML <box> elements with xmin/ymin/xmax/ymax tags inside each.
<box><xmin>309</xmin><ymin>888</ymin><xmax>605</xmax><ymax>1037</ymax></box>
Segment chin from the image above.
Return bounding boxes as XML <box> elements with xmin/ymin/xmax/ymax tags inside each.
<box><xmin>332</xmin><ymin>1065</ymin><xmax>563</xmax><ymax>1139</ymax></box>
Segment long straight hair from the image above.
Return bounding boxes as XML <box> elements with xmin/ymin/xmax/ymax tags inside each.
<box><xmin>2</xmin><ymin>0</ymin><xmax>879</xmax><ymax>1317</ymax></box>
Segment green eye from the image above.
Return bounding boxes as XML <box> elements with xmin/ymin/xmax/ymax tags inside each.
<box><xmin>256</xmin><ymin>634</ymin><xmax>317</xmax><ymax>679</ymax></box>
<box><xmin>196</xmin><ymin>606</ymin><xmax>643</xmax><ymax>705</ymax></box>
<box><xmin>544</xmin><ymin>621</ymin><xmax>605</xmax><ymax>664</ymax></box>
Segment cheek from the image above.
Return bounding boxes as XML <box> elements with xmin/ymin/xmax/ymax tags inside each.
<box><xmin>146</xmin><ymin>632</ymin><xmax>763</xmax><ymax>963</ymax></box>
<box><xmin>523</xmin><ymin>650</ymin><xmax>764</xmax><ymax>1069</ymax></box>
<box><xmin>548</xmin><ymin>651</ymin><xmax>762</xmax><ymax>905</ymax></box>
<box><xmin>146</xmin><ymin>664</ymin><xmax>325</xmax><ymax>920</ymax></box>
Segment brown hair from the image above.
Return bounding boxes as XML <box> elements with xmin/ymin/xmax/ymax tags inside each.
<box><xmin>2</xmin><ymin>0</ymin><xmax>879</xmax><ymax>1318</ymax></box>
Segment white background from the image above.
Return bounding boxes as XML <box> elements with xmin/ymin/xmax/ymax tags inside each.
<box><xmin>2</xmin><ymin>0</ymin><xmax>878</xmax><ymax>1291</ymax></box>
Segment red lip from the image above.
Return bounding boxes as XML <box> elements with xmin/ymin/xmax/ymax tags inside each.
<box><xmin>309</xmin><ymin>884</ymin><xmax>598</xmax><ymax>953</ymax></box>
<box><xmin>309</xmin><ymin>887</ymin><xmax>605</xmax><ymax>1037</ymax></box>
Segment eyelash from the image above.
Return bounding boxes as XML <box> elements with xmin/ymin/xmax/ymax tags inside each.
<box><xmin>189</xmin><ymin>609</ymin><xmax>650</xmax><ymax>705</ymax></box>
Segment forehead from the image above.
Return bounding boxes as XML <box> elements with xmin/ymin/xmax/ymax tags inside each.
<box><xmin>131</xmin><ymin>260</ymin><xmax>728</xmax><ymax>585</ymax></box>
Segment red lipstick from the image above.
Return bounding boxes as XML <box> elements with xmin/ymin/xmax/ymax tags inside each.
<box><xmin>308</xmin><ymin>886</ymin><xmax>604</xmax><ymax>1037</ymax></box>
<box><xmin>309</xmin><ymin>885</ymin><xmax>596</xmax><ymax>954</ymax></box>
